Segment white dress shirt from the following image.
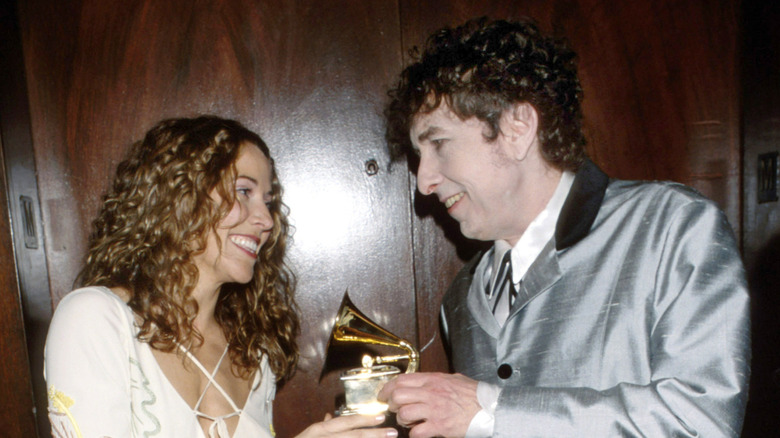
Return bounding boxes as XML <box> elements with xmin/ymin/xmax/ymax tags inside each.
<box><xmin>465</xmin><ymin>170</ymin><xmax>574</xmax><ymax>437</ymax></box>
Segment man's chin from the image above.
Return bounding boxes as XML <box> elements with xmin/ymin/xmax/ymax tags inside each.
<box><xmin>458</xmin><ymin>223</ymin><xmax>488</xmax><ymax>242</ymax></box>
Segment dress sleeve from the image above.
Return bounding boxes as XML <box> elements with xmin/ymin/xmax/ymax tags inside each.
<box><xmin>494</xmin><ymin>198</ymin><xmax>750</xmax><ymax>437</ymax></box>
<box><xmin>44</xmin><ymin>288</ymin><xmax>134</xmax><ymax>438</ymax></box>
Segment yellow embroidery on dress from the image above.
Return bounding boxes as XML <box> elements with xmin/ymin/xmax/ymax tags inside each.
<box><xmin>48</xmin><ymin>386</ymin><xmax>84</xmax><ymax>438</ymax></box>
<box><xmin>270</xmin><ymin>424</ymin><xmax>275</xmax><ymax>436</ymax></box>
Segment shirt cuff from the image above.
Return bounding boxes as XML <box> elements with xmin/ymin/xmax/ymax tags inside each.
<box><xmin>464</xmin><ymin>382</ymin><xmax>501</xmax><ymax>438</ymax></box>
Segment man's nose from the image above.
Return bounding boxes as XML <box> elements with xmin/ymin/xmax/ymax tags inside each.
<box><xmin>416</xmin><ymin>153</ymin><xmax>442</xmax><ymax>196</ymax></box>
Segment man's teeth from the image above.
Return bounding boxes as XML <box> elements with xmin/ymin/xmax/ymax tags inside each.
<box><xmin>445</xmin><ymin>193</ymin><xmax>464</xmax><ymax>208</ymax></box>
<box><xmin>230</xmin><ymin>236</ymin><xmax>259</xmax><ymax>254</ymax></box>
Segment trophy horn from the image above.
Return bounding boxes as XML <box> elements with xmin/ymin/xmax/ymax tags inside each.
<box><xmin>329</xmin><ymin>291</ymin><xmax>419</xmax><ymax>374</ymax></box>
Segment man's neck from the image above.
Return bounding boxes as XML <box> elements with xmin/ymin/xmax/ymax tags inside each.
<box><xmin>505</xmin><ymin>164</ymin><xmax>563</xmax><ymax>246</ymax></box>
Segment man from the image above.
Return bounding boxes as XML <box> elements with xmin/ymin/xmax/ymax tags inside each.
<box><xmin>377</xmin><ymin>17</ymin><xmax>749</xmax><ymax>437</ymax></box>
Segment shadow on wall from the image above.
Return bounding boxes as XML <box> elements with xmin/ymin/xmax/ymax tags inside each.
<box><xmin>742</xmin><ymin>231</ymin><xmax>780</xmax><ymax>437</ymax></box>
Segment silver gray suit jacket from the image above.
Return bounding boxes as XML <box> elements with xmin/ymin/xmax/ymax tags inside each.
<box><xmin>442</xmin><ymin>161</ymin><xmax>750</xmax><ymax>437</ymax></box>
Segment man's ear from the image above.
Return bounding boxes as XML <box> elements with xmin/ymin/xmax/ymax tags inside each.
<box><xmin>501</xmin><ymin>102</ymin><xmax>539</xmax><ymax>161</ymax></box>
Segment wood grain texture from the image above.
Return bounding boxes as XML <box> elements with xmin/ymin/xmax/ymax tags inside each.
<box><xmin>18</xmin><ymin>1</ymin><xmax>411</xmax><ymax>436</ymax></box>
<box><xmin>1</xmin><ymin>0</ymin><xmax>50</xmax><ymax>434</ymax></box>
<box><xmin>11</xmin><ymin>0</ymin><xmax>744</xmax><ymax>436</ymax></box>
<box><xmin>0</xmin><ymin>142</ymin><xmax>38</xmax><ymax>438</ymax></box>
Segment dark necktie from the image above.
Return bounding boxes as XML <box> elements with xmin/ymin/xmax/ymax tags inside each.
<box><xmin>489</xmin><ymin>251</ymin><xmax>517</xmax><ymax>323</ymax></box>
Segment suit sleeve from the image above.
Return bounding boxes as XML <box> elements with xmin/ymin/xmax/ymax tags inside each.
<box><xmin>44</xmin><ymin>288</ymin><xmax>134</xmax><ymax>438</ymax></box>
<box><xmin>493</xmin><ymin>199</ymin><xmax>750</xmax><ymax>437</ymax></box>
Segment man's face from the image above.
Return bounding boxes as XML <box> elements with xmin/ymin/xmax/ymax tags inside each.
<box><xmin>410</xmin><ymin>103</ymin><xmax>534</xmax><ymax>244</ymax></box>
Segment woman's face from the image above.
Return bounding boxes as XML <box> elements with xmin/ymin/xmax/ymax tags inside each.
<box><xmin>193</xmin><ymin>143</ymin><xmax>275</xmax><ymax>289</ymax></box>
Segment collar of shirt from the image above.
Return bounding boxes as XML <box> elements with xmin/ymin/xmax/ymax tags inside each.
<box><xmin>492</xmin><ymin>170</ymin><xmax>575</xmax><ymax>286</ymax></box>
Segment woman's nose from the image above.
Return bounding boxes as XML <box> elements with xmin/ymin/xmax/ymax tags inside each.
<box><xmin>252</xmin><ymin>202</ymin><xmax>274</xmax><ymax>230</ymax></box>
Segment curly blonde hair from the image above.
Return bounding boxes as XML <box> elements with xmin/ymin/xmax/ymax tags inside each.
<box><xmin>77</xmin><ymin>116</ymin><xmax>299</xmax><ymax>381</ymax></box>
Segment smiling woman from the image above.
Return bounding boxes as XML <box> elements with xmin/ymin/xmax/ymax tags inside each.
<box><xmin>42</xmin><ymin>116</ymin><xmax>396</xmax><ymax>438</ymax></box>
<box><xmin>193</xmin><ymin>144</ymin><xmax>275</xmax><ymax>288</ymax></box>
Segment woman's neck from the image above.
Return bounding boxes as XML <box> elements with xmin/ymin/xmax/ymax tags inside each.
<box><xmin>190</xmin><ymin>281</ymin><xmax>222</xmax><ymax>333</ymax></box>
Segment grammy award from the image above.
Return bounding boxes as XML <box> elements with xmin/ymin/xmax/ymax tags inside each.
<box><xmin>326</xmin><ymin>292</ymin><xmax>419</xmax><ymax>416</ymax></box>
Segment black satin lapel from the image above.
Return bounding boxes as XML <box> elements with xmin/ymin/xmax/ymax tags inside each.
<box><xmin>555</xmin><ymin>160</ymin><xmax>609</xmax><ymax>250</ymax></box>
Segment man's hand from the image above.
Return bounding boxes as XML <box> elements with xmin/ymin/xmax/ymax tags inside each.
<box><xmin>377</xmin><ymin>372</ymin><xmax>481</xmax><ymax>438</ymax></box>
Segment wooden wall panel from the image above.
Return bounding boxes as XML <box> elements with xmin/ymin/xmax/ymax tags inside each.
<box><xmin>1</xmin><ymin>0</ymin><xmax>52</xmax><ymax>433</ymax></box>
<box><xmin>18</xmin><ymin>1</ymin><xmax>411</xmax><ymax>436</ymax></box>
<box><xmin>570</xmin><ymin>0</ymin><xmax>740</xmax><ymax>231</ymax></box>
<box><xmin>0</xmin><ymin>142</ymin><xmax>38</xmax><ymax>438</ymax></box>
<box><xmin>8</xmin><ymin>0</ymin><xmax>745</xmax><ymax>436</ymax></box>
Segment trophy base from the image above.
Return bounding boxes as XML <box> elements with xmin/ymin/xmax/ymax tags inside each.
<box><xmin>336</xmin><ymin>403</ymin><xmax>389</xmax><ymax>416</ymax></box>
<box><xmin>338</xmin><ymin>364</ymin><xmax>399</xmax><ymax>416</ymax></box>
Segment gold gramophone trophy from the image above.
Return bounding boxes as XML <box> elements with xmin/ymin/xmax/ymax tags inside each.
<box><xmin>327</xmin><ymin>292</ymin><xmax>419</xmax><ymax>416</ymax></box>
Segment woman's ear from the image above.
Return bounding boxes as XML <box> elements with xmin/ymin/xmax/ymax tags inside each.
<box><xmin>501</xmin><ymin>102</ymin><xmax>539</xmax><ymax>161</ymax></box>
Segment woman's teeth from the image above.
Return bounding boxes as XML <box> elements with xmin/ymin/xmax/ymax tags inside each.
<box><xmin>230</xmin><ymin>235</ymin><xmax>258</xmax><ymax>254</ymax></box>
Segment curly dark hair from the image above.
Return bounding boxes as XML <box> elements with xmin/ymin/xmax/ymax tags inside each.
<box><xmin>386</xmin><ymin>17</ymin><xmax>587</xmax><ymax>171</ymax></box>
<box><xmin>76</xmin><ymin>116</ymin><xmax>299</xmax><ymax>381</ymax></box>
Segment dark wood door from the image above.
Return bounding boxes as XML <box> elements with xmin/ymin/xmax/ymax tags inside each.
<box><xmin>6</xmin><ymin>0</ymin><xmax>741</xmax><ymax>436</ymax></box>
<box><xmin>1</xmin><ymin>1</ymin><xmax>53</xmax><ymax>434</ymax></box>
<box><xmin>16</xmin><ymin>1</ymin><xmax>425</xmax><ymax>436</ymax></box>
<box><xmin>0</xmin><ymin>137</ymin><xmax>38</xmax><ymax>438</ymax></box>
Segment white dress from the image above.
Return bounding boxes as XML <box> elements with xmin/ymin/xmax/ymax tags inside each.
<box><xmin>44</xmin><ymin>286</ymin><xmax>276</xmax><ymax>438</ymax></box>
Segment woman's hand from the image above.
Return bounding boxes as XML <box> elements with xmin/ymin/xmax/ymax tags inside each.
<box><xmin>295</xmin><ymin>413</ymin><xmax>398</xmax><ymax>438</ymax></box>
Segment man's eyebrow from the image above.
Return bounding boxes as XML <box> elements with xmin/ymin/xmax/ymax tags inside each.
<box><xmin>416</xmin><ymin>126</ymin><xmax>442</xmax><ymax>143</ymax></box>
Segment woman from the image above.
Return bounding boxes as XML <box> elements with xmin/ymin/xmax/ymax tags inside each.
<box><xmin>44</xmin><ymin>116</ymin><xmax>396</xmax><ymax>438</ymax></box>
